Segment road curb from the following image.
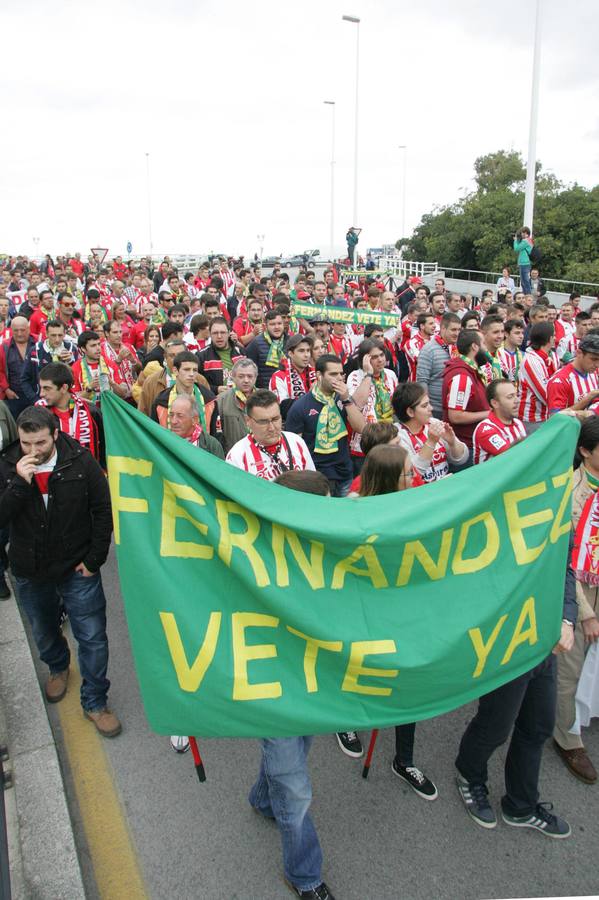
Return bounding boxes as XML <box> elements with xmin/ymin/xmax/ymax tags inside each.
<box><xmin>0</xmin><ymin>592</ymin><xmax>86</xmax><ymax>900</ymax></box>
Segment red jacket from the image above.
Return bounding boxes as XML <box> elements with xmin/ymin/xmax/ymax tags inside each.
<box><xmin>442</xmin><ymin>356</ymin><xmax>489</xmax><ymax>447</ymax></box>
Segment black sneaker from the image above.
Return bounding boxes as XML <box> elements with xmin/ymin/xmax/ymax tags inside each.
<box><xmin>456</xmin><ymin>772</ymin><xmax>497</xmax><ymax>828</ymax></box>
<box><xmin>335</xmin><ymin>731</ymin><xmax>363</xmax><ymax>758</ymax></box>
<box><xmin>0</xmin><ymin>574</ymin><xmax>10</xmax><ymax>600</ymax></box>
<box><xmin>502</xmin><ymin>802</ymin><xmax>571</xmax><ymax>839</ymax></box>
<box><xmin>286</xmin><ymin>880</ymin><xmax>335</xmax><ymax>899</ymax></box>
<box><xmin>392</xmin><ymin>760</ymin><xmax>438</xmax><ymax>800</ymax></box>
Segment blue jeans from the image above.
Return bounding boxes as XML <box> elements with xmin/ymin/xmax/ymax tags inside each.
<box><xmin>327</xmin><ymin>476</ymin><xmax>353</xmax><ymax>498</ymax></box>
<box><xmin>15</xmin><ymin>570</ymin><xmax>110</xmax><ymax>711</ymax></box>
<box><xmin>519</xmin><ymin>264</ymin><xmax>532</xmax><ymax>294</ymax></box>
<box><xmin>249</xmin><ymin>737</ymin><xmax>323</xmax><ymax>892</ymax></box>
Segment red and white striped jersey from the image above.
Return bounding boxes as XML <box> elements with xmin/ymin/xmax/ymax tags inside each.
<box><xmin>473</xmin><ymin>412</ymin><xmax>527</xmax><ymax>464</ymax></box>
<box><xmin>553</xmin><ymin>318</ymin><xmax>575</xmax><ymax>346</ymax></box>
<box><xmin>405</xmin><ymin>332</ymin><xmax>429</xmax><ymax>381</ymax></box>
<box><xmin>396</xmin><ymin>421</ymin><xmax>450</xmax><ymax>482</ymax></box>
<box><xmin>346</xmin><ymin>368</ymin><xmax>398</xmax><ymax>454</ymax></box>
<box><xmin>497</xmin><ymin>346</ymin><xmax>523</xmax><ymax>384</ymax></box>
<box><xmin>518</xmin><ymin>347</ymin><xmax>551</xmax><ymax>423</ymax></box>
<box><xmin>557</xmin><ymin>332</ymin><xmax>580</xmax><ymax>362</ymax></box>
<box><xmin>547</xmin><ymin>363</ymin><xmax>599</xmax><ymax>413</ymax></box>
<box><xmin>328</xmin><ymin>333</ymin><xmax>354</xmax><ymax>364</ymax></box>
<box><xmin>226</xmin><ymin>432</ymin><xmax>315</xmax><ymax>480</ymax></box>
<box><xmin>447</xmin><ymin>370</ymin><xmax>476</xmax><ymax>411</ymax></box>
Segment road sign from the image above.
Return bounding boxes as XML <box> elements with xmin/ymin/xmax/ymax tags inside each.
<box><xmin>91</xmin><ymin>247</ymin><xmax>109</xmax><ymax>265</ymax></box>
<box><xmin>126</xmin><ymin>242</ymin><xmax>133</xmax><ymax>254</ymax></box>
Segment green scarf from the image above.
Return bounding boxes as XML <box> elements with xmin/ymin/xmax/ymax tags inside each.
<box><xmin>264</xmin><ymin>331</ymin><xmax>285</xmax><ymax>368</ymax></box>
<box><xmin>311</xmin><ymin>385</ymin><xmax>348</xmax><ymax>455</ymax></box>
<box><xmin>372</xmin><ymin>374</ymin><xmax>393</xmax><ymax>422</ymax></box>
<box><xmin>459</xmin><ymin>354</ymin><xmax>488</xmax><ymax>386</ymax></box>
<box><xmin>483</xmin><ymin>350</ymin><xmax>503</xmax><ymax>382</ymax></box>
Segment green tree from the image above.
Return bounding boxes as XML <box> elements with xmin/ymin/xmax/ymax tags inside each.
<box><xmin>399</xmin><ymin>151</ymin><xmax>599</xmax><ymax>284</ymax></box>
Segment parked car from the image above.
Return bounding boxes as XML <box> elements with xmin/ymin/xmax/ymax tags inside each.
<box><xmin>280</xmin><ymin>250</ymin><xmax>320</xmax><ymax>268</ymax></box>
<box><xmin>260</xmin><ymin>255</ymin><xmax>282</xmax><ymax>267</ymax></box>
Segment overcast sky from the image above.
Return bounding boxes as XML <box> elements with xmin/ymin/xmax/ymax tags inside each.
<box><xmin>2</xmin><ymin>0</ymin><xmax>598</xmax><ymax>261</ymax></box>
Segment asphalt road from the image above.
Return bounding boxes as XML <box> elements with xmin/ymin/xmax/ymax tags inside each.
<box><xmin>38</xmin><ymin>545</ymin><xmax>599</xmax><ymax>900</ymax></box>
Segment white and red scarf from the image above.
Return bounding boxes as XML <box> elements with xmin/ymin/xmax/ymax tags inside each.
<box><xmin>572</xmin><ymin>490</ymin><xmax>599</xmax><ymax>585</ymax></box>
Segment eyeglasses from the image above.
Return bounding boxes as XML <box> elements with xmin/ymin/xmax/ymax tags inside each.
<box><xmin>249</xmin><ymin>414</ymin><xmax>281</xmax><ymax>427</ymax></box>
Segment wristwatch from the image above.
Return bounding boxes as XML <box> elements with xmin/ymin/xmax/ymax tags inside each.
<box><xmin>342</xmin><ymin>398</ymin><xmax>355</xmax><ymax>407</ymax></box>
<box><xmin>562</xmin><ymin>618</ymin><xmax>574</xmax><ymax>627</ymax></box>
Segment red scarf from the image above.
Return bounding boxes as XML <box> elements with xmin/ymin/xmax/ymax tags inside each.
<box><xmin>572</xmin><ymin>489</ymin><xmax>599</xmax><ymax>585</ymax></box>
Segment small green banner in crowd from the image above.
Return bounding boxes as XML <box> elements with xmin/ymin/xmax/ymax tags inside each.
<box><xmin>102</xmin><ymin>393</ymin><xmax>577</xmax><ymax>738</ymax></box>
<box><xmin>292</xmin><ymin>301</ymin><xmax>401</xmax><ymax>328</ymax></box>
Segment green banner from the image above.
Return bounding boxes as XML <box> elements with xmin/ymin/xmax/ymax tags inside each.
<box><xmin>103</xmin><ymin>392</ymin><xmax>577</xmax><ymax>738</ymax></box>
<box><xmin>292</xmin><ymin>301</ymin><xmax>401</xmax><ymax>328</ymax></box>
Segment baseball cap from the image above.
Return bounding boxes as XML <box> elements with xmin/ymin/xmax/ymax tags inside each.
<box><xmin>296</xmin><ymin>291</ymin><xmax>311</xmax><ymax>300</ymax></box>
<box><xmin>409</xmin><ymin>276</ymin><xmax>423</xmax><ymax>285</ymax></box>
<box><xmin>579</xmin><ymin>334</ymin><xmax>599</xmax><ymax>355</ymax></box>
<box><xmin>286</xmin><ymin>333</ymin><xmax>312</xmax><ymax>351</ymax></box>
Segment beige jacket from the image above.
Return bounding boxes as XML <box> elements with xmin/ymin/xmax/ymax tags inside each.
<box><xmin>572</xmin><ymin>466</ymin><xmax>599</xmax><ymax>621</ymax></box>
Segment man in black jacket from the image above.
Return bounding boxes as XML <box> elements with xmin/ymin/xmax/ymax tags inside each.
<box><xmin>245</xmin><ymin>308</ymin><xmax>287</xmax><ymax>388</ymax></box>
<box><xmin>196</xmin><ymin>317</ymin><xmax>245</xmax><ymax>394</ymax></box>
<box><xmin>0</xmin><ymin>406</ymin><xmax>120</xmax><ymax>737</ymax></box>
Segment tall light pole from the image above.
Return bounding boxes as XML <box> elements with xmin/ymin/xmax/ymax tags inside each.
<box><xmin>257</xmin><ymin>233</ymin><xmax>265</xmax><ymax>261</ymax></box>
<box><xmin>342</xmin><ymin>15</ymin><xmax>360</xmax><ymax>226</ymax></box>
<box><xmin>145</xmin><ymin>152</ymin><xmax>154</xmax><ymax>258</ymax></box>
<box><xmin>524</xmin><ymin>0</ymin><xmax>543</xmax><ymax>230</ymax></box>
<box><xmin>324</xmin><ymin>101</ymin><xmax>336</xmax><ymax>262</ymax></box>
<box><xmin>398</xmin><ymin>145</ymin><xmax>407</xmax><ymax>249</ymax></box>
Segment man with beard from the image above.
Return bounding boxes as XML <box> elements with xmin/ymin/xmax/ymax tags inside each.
<box><xmin>442</xmin><ymin>329</ymin><xmax>491</xmax><ymax>457</ymax></box>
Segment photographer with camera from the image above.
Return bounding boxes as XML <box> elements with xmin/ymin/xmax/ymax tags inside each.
<box><xmin>345</xmin><ymin>226</ymin><xmax>360</xmax><ymax>266</ymax></box>
<box><xmin>513</xmin><ymin>227</ymin><xmax>534</xmax><ymax>294</ymax></box>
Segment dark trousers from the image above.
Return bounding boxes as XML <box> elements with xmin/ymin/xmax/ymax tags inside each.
<box><xmin>394</xmin><ymin>723</ymin><xmax>416</xmax><ymax>766</ymax></box>
<box><xmin>455</xmin><ymin>655</ymin><xmax>556</xmax><ymax>816</ymax></box>
<box><xmin>15</xmin><ymin>570</ymin><xmax>110</xmax><ymax>711</ymax></box>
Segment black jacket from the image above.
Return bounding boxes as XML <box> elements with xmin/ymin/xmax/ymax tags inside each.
<box><xmin>196</xmin><ymin>340</ymin><xmax>245</xmax><ymax>392</ymax></box>
<box><xmin>0</xmin><ymin>432</ymin><xmax>112</xmax><ymax>581</ymax></box>
<box><xmin>245</xmin><ymin>333</ymin><xmax>288</xmax><ymax>388</ymax></box>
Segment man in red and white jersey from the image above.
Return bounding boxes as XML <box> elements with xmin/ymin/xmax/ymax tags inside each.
<box><xmin>405</xmin><ymin>313</ymin><xmax>435</xmax><ymax>381</ymax></box>
<box><xmin>131</xmin><ymin>302</ymin><xmax>159</xmax><ymax>349</ymax></box>
<box><xmin>102</xmin><ymin>280</ymin><xmax>127</xmax><ymax>318</ymax></box>
<box><xmin>517</xmin><ymin>322</ymin><xmax>555</xmax><ymax>433</ymax></box>
<box><xmin>553</xmin><ymin>301</ymin><xmax>575</xmax><ymax>347</ymax></box>
<box><xmin>72</xmin><ymin>331</ymin><xmax>126</xmax><ymax>405</ymax></box>
<box><xmin>556</xmin><ymin>310</ymin><xmax>591</xmax><ymax>363</ymax></box>
<box><xmin>226</xmin><ymin>389</ymin><xmax>315</xmax><ymax>480</ymax></box>
<box><xmin>56</xmin><ymin>293</ymin><xmax>84</xmax><ymax>341</ymax></box>
<box><xmin>547</xmin><ymin>334</ymin><xmax>599</xmax><ymax>415</ymax></box>
<box><xmin>346</xmin><ymin>339</ymin><xmax>398</xmax><ymax>467</ymax></box>
<box><xmin>497</xmin><ymin>318</ymin><xmax>525</xmax><ymax>385</ymax></box>
<box><xmin>100</xmin><ymin>320</ymin><xmax>136</xmax><ymax>398</ymax></box>
<box><xmin>328</xmin><ymin>321</ymin><xmax>355</xmax><ymax>364</ymax></box>
<box><xmin>473</xmin><ymin>380</ymin><xmax>526</xmax><ymax>464</ymax></box>
<box><xmin>233</xmin><ymin>297</ymin><xmax>266</xmax><ymax>348</ymax></box>
<box><xmin>269</xmin><ymin>334</ymin><xmax>316</xmax><ymax>420</ymax></box>
<box><xmin>430</xmin><ymin>292</ymin><xmax>446</xmax><ymax>333</ymax></box>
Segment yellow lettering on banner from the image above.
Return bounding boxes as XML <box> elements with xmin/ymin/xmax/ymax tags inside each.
<box><xmin>341</xmin><ymin>640</ymin><xmax>398</xmax><ymax>696</ymax></box>
<box><xmin>396</xmin><ymin>530</ymin><xmax>454</xmax><ymax>587</ymax></box>
<box><xmin>272</xmin><ymin>525</ymin><xmax>325</xmax><ymax>589</ymax></box>
<box><xmin>452</xmin><ymin>512</ymin><xmax>499</xmax><ymax>575</ymax></box>
<box><xmin>106</xmin><ymin>456</ymin><xmax>153</xmax><ymax>544</ymax></box>
<box><xmin>468</xmin><ymin>615</ymin><xmax>508</xmax><ymax>678</ymax></box>
<box><xmin>286</xmin><ymin>626</ymin><xmax>343</xmax><ymax>693</ymax></box>
<box><xmin>504</xmin><ymin>482</ymin><xmax>553</xmax><ymax>565</ymax></box>
<box><xmin>216</xmin><ymin>501</ymin><xmax>270</xmax><ymax>587</ymax></box>
<box><xmin>550</xmin><ymin>469</ymin><xmax>573</xmax><ymax>544</ymax></box>
<box><xmin>501</xmin><ymin>597</ymin><xmax>538</xmax><ymax>665</ymax></box>
<box><xmin>331</xmin><ymin>535</ymin><xmax>388</xmax><ymax>590</ymax></box>
<box><xmin>159</xmin><ymin>611</ymin><xmax>221</xmax><ymax>692</ymax></box>
<box><xmin>232</xmin><ymin>613</ymin><xmax>282</xmax><ymax>701</ymax></box>
<box><xmin>160</xmin><ymin>480</ymin><xmax>214</xmax><ymax>559</ymax></box>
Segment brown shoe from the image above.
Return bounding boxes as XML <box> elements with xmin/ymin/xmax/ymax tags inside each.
<box><xmin>553</xmin><ymin>740</ymin><xmax>597</xmax><ymax>784</ymax></box>
<box><xmin>84</xmin><ymin>708</ymin><xmax>122</xmax><ymax>738</ymax></box>
<box><xmin>45</xmin><ymin>669</ymin><xmax>69</xmax><ymax>703</ymax></box>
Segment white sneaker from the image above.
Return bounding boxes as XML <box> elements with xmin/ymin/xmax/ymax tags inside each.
<box><xmin>170</xmin><ymin>735</ymin><xmax>190</xmax><ymax>753</ymax></box>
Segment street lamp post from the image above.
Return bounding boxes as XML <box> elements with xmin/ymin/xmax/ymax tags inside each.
<box><xmin>145</xmin><ymin>152</ymin><xmax>154</xmax><ymax>258</ymax></box>
<box><xmin>342</xmin><ymin>15</ymin><xmax>360</xmax><ymax>226</ymax></box>
<box><xmin>324</xmin><ymin>101</ymin><xmax>336</xmax><ymax>262</ymax></box>
<box><xmin>524</xmin><ymin>0</ymin><xmax>543</xmax><ymax>230</ymax></box>
<box><xmin>398</xmin><ymin>145</ymin><xmax>407</xmax><ymax>250</ymax></box>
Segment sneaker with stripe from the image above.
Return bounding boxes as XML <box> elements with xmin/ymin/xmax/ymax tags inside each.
<box><xmin>456</xmin><ymin>772</ymin><xmax>497</xmax><ymax>828</ymax></box>
<box><xmin>502</xmin><ymin>802</ymin><xmax>571</xmax><ymax>838</ymax></box>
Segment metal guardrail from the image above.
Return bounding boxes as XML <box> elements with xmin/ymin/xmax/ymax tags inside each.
<box><xmin>427</xmin><ymin>265</ymin><xmax>599</xmax><ymax>298</ymax></box>
<box><xmin>378</xmin><ymin>257</ymin><xmax>439</xmax><ymax>279</ymax></box>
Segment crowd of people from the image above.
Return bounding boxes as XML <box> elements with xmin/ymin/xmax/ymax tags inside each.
<box><xmin>0</xmin><ymin>248</ymin><xmax>597</xmax><ymax>900</ymax></box>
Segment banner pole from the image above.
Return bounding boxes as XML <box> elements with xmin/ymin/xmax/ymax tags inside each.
<box><xmin>361</xmin><ymin>729</ymin><xmax>379</xmax><ymax>779</ymax></box>
<box><xmin>189</xmin><ymin>737</ymin><xmax>206</xmax><ymax>783</ymax></box>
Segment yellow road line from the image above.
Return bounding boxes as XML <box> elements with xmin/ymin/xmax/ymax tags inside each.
<box><xmin>56</xmin><ymin>657</ymin><xmax>147</xmax><ymax>899</ymax></box>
